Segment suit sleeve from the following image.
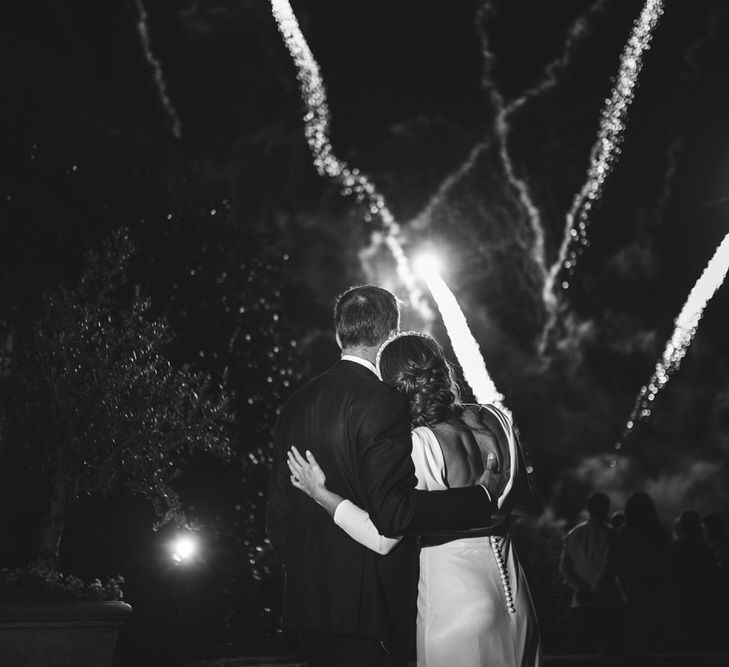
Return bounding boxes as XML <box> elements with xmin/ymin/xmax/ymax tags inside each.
<box><xmin>266</xmin><ymin>417</ymin><xmax>289</xmax><ymax>565</ymax></box>
<box><xmin>357</xmin><ymin>390</ymin><xmax>495</xmax><ymax>537</ymax></box>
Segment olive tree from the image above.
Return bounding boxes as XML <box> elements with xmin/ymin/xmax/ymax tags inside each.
<box><xmin>3</xmin><ymin>229</ymin><xmax>231</xmax><ymax>568</ymax></box>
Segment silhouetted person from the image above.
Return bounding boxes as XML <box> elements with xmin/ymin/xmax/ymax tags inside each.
<box><xmin>671</xmin><ymin>510</ymin><xmax>720</xmax><ymax>650</ymax></box>
<box><xmin>703</xmin><ymin>514</ymin><xmax>729</xmax><ymax>567</ymax></box>
<box><xmin>703</xmin><ymin>513</ymin><xmax>729</xmax><ymax>649</ymax></box>
<box><xmin>560</xmin><ymin>492</ymin><xmax>624</xmax><ymax>653</ymax></box>
<box><xmin>615</xmin><ymin>492</ymin><xmax>674</xmax><ymax>652</ymax></box>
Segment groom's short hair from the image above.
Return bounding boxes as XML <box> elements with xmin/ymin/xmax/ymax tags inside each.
<box><xmin>334</xmin><ymin>285</ymin><xmax>400</xmax><ymax>349</ymax></box>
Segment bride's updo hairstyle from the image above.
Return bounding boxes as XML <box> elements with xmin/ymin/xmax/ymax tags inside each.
<box><xmin>377</xmin><ymin>332</ymin><xmax>461</xmax><ymax>427</ymax></box>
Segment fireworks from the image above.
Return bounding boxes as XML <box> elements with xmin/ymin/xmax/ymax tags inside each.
<box><xmin>134</xmin><ymin>0</ymin><xmax>182</xmax><ymax>139</ymax></box>
<box><xmin>416</xmin><ymin>256</ymin><xmax>505</xmax><ymax>409</ymax></box>
<box><xmin>495</xmin><ymin>108</ymin><xmax>549</xmax><ymax>295</ymax></box>
<box><xmin>506</xmin><ymin>0</ymin><xmax>611</xmax><ymax>117</ymax></box>
<box><xmin>270</xmin><ymin>0</ymin><xmax>513</xmax><ymax>417</ymax></box>
<box><xmin>410</xmin><ymin>141</ymin><xmax>490</xmax><ymax>232</ymax></box>
<box><xmin>537</xmin><ymin>0</ymin><xmax>665</xmax><ymax>354</ymax></box>
<box><xmin>619</xmin><ymin>232</ymin><xmax>729</xmax><ymax>445</ymax></box>
<box><xmin>475</xmin><ymin>2</ymin><xmax>550</xmax><ymax>298</ymax></box>
<box><xmin>269</xmin><ymin>0</ymin><xmax>431</xmax><ymax>318</ymax></box>
<box><xmin>547</xmin><ymin>0</ymin><xmax>665</xmax><ymax>294</ymax></box>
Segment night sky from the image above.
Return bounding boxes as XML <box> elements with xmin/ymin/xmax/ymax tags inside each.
<box><xmin>3</xmin><ymin>0</ymin><xmax>729</xmax><ymax>658</ymax></box>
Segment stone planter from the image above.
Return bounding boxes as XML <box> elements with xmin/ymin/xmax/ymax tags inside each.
<box><xmin>0</xmin><ymin>600</ymin><xmax>132</xmax><ymax>667</ymax></box>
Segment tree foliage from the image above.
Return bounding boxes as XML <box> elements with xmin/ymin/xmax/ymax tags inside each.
<box><xmin>2</xmin><ymin>229</ymin><xmax>231</xmax><ymax>565</ymax></box>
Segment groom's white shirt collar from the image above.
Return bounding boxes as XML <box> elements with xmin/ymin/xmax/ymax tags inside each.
<box><xmin>341</xmin><ymin>354</ymin><xmax>378</xmax><ymax>377</ymax></box>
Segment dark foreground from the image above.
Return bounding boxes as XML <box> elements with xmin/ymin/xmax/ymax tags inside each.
<box><xmin>193</xmin><ymin>653</ymin><xmax>729</xmax><ymax>666</ymax></box>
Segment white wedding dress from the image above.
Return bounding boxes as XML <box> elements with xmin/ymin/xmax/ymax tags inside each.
<box><xmin>334</xmin><ymin>420</ymin><xmax>541</xmax><ymax>666</ymax></box>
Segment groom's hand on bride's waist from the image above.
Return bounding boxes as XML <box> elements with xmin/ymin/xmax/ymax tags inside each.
<box><xmin>477</xmin><ymin>452</ymin><xmax>501</xmax><ymax>507</ymax></box>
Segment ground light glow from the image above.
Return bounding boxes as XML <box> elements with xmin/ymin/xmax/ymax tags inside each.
<box><xmin>416</xmin><ymin>256</ymin><xmax>505</xmax><ymax>409</ymax></box>
<box><xmin>619</xmin><ymin>232</ymin><xmax>729</xmax><ymax>447</ymax></box>
<box><xmin>170</xmin><ymin>533</ymin><xmax>198</xmax><ymax>565</ymax></box>
<box><xmin>269</xmin><ymin>0</ymin><xmax>431</xmax><ymax>319</ymax></box>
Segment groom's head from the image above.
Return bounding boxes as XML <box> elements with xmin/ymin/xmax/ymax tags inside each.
<box><xmin>334</xmin><ymin>285</ymin><xmax>400</xmax><ymax>353</ymax></box>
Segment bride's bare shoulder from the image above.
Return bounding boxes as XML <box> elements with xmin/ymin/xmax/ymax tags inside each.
<box><xmin>427</xmin><ymin>414</ymin><xmax>488</xmax><ymax>487</ymax></box>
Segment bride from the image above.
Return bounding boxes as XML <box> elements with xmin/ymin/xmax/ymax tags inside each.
<box><xmin>287</xmin><ymin>331</ymin><xmax>541</xmax><ymax>666</ymax></box>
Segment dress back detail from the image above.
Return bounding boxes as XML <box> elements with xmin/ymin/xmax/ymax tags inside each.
<box><xmin>417</xmin><ymin>404</ymin><xmax>535</xmax><ymax>543</ymax></box>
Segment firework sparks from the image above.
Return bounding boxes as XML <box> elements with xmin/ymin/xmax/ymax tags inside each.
<box><xmin>547</xmin><ymin>0</ymin><xmax>665</xmax><ymax>293</ymax></box>
<box><xmin>538</xmin><ymin>0</ymin><xmax>665</xmax><ymax>354</ymax></box>
<box><xmin>134</xmin><ymin>0</ymin><xmax>182</xmax><ymax>139</ymax></box>
<box><xmin>416</xmin><ymin>256</ymin><xmax>505</xmax><ymax>409</ymax></box>
<box><xmin>619</xmin><ymin>232</ymin><xmax>729</xmax><ymax>446</ymax></box>
<box><xmin>410</xmin><ymin>0</ymin><xmax>551</xmax><ymax>296</ymax></box>
<box><xmin>411</xmin><ymin>0</ymin><xmax>618</xmax><ymax>336</ymax></box>
<box><xmin>269</xmin><ymin>0</ymin><xmax>431</xmax><ymax>317</ymax></box>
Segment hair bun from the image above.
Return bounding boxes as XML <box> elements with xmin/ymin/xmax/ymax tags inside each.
<box><xmin>378</xmin><ymin>335</ymin><xmax>460</xmax><ymax>427</ymax></box>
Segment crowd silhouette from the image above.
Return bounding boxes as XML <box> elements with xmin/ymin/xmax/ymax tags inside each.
<box><xmin>559</xmin><ymin>491</ymin><xmax>729</xmax><ymax>655</ymax></box>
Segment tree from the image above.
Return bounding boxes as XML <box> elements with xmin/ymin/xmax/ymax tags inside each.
<box><xmin>2</xmin><ymin>229</ymin><xmax>231</xmax><ymax>569</ymax></box>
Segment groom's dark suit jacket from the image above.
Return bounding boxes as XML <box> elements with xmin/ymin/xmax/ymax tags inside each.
<box><xmin>266</xmin><ymin>359</ymin><xmax>495</xmax><ymax>658</ymax></box>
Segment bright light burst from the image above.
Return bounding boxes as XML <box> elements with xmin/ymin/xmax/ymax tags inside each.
<box><xmin>170</xmin><ymin>533</ymin><xmax>198</xmax><ymax>564</ymax></box>
<box><xmin>269</xmin><ymin>0</ymin><xmax>430</xmax><ymax>318</ymax></box>
<box><xmin>547</xmin><ymin>0</ymin><xmax>664</xmax><ymax>295</ymax></box>
<box><xmin>417</xmin><ymin>258</ymin><xmax>505</xmax><ymax>409</ymax></box>
<box><xmin>272</xmin><ymin>0</ymin><xmax>504</xmax><ymax>410</ymax></box>
<box><xmin>134</xmin><ymin>0</ymin><xmax>182</xmax><ymax>139</ymax></box>
<box><xmin>619</xmin><ymin>232</ymin><xmax>729</xmax><ymax>446</ymax></box>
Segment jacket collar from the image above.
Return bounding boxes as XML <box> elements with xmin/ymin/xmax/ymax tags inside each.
<box><xmin>338</xmin><ymin>355</ymin><xmax>378</xmax><ymax>377</ymax></box>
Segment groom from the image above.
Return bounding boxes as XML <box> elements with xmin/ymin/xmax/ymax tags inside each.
<box><xmin>267</xmin><ymin>285</ymin><xmax>501</xmax><ymax>666</ymax></box>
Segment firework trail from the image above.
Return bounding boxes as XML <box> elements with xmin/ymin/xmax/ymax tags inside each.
<box><xmin>269</xmin><ymin>0</ymin><xmax>432</xmax><ymax>318</ymax></box>
<box><xmin>545</xmin><ymin>0</ymin><xmax>665</xmax><ymax>294</ymax></box>
<box><xmin>618</xmin><ymin>233</ymin><xmax>729</xmax><ymax>447</ymax></box>
<box><xmin>506</xmin><ymin>0</ymin><xmax>611</xmax><ymax>116</ymax></box>
<box><xmin>410</xmin><ymin>0</ymin><xmax>549</xmax><ymax>293</ymax></box>
<box><xmin>412</xmin><ymin>1</ymin><xmax>609</xmax><ymax>277</ymax></box>
<box><xmin>538</xmin><ymin>0</ymin><xmax>664</xmax><ymax>353</ymax></box>
<box><xmin>680</xmin><ymin>4</ymin><xmax>726</xmax><ymax>84</ymax></box>
<box><xmin>497</xmin><ymin>0</ymin><xmax>607</xmax><ymax>314</ymax></box>
<box><xmin>410</xmin><ymin>141</ymin><xmax>490</xmax><ymax>231</ymax></box>
<box><xmin>475</xmin><ymin>2</ymin><xmax>550</xmax><ymax>294</ymax></box>
<box><xmin>648</xmin><ymin>7</ymin><xmax>727</xmax><ymax>221</ymax></box>
<box><xmin>134</xmin><ymin>0</ymin><xmax>182</xmax><ymax>139</ymax></box>
<box><xmin>270</xmin><ymin>0</ymin><xmax>508</xmax><ymax>404</ymax></box>
<box><xmin>420</xmin><ymin>262</ymin><xmax>505</xmax><ymax>409</ymax></box>
<box><xmin>704</xmin><ymin>193</ymin><xmax>729</xmax><ymax>208</ymax></box>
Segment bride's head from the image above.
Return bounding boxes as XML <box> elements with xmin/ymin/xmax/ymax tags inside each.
<box><xmin>377</xmin><ymin>333</ymin><xmax>461</xmax><ymax>427</ymax></box>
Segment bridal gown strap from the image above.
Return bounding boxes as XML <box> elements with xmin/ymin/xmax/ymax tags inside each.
<box><xmin>412</xmin><ymin>424</ymin><xmax>541</xmax><ymax>667</ymax></box>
